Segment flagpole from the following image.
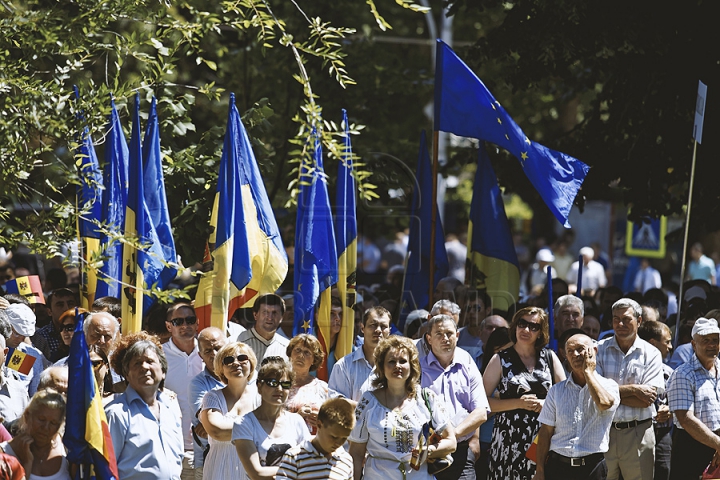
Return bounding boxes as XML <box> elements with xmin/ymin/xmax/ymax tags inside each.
<box><xmin>674</xmin><ymin>139</ymin><xmax>699</xmax><ymax>346</ymax></box>
<box><xmin>547</xmin><ymin>266</ymin><xmax>556</xmax><ymax>350</ymax></box>
<box><xmin>575</xmin><ymin>254</ymin><xmax>583</xmax><ymax>297</ymax></box>
<box><xmin>429</xmin><ymin>130</ymin><xmax>440</xmax><ymax>307</ymax></box>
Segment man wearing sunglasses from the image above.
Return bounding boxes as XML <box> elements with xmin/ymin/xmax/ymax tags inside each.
<box><xmin>162</xmin><ymin>302</ymin><xmax>204</xmax><ymax>480</ymax></box>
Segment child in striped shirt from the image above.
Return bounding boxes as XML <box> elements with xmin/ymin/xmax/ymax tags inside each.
<box><xmin>276</xmin><ymin>398</ymin><xmax>355</xmax><ymax>480</ymax></box>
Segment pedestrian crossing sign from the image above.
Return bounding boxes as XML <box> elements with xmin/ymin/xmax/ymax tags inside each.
<box><xmin>626</xmin><ymin>217</ymin><xmax>667</xmax><ymax>258</ymax></box>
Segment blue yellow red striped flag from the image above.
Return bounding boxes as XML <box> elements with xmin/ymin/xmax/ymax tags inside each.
<box><xmin>333</xmin><ymin>109</ymin><xmax>357</xmax><ymax>361</ymax></box>
<box><xmin>64</xmin><ymin>310</ymin><xmax>119</xmax><ymax>480</ymax></box>
<box><xmin>466</xmin><ymin>146</ymin><xmax>520</xmax><ymax>312</ymax></box>
<box><xmin>2</xmin><ymin>275</ymin><xmax>45</xmax><ymax>304</ymax></box>
<box><xmin>195</xmin><ymin>94</ymin><xmax>287</xmax><ymax>330</ymax></box>
<box><xmin>4</xmin><ymin>347</ymin><xmax>36</xmax><ymax>375</ymax></box>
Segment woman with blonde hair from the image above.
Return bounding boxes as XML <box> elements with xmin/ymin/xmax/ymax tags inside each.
<box><xmin>0</xmin><ymin>389</ymin><xmax>69</xmax><ymax>480</ymax></box>
<box><xmin>200</xmin><ymin>342</ymin><xmax>259</xmax><ymax>479</ymax></box>
<box><xmin>349</xmin><ymin>336</ymin><xmax>456</xmax><ymax>480</ymax></box>
<box><xmin>482</xmin><ymin>306</ymin><xmax>565</xmax><ymax>480</ymax></box>
<box><xmin>285</xmin><ymin>334</ymin><xmax>328</xmax><ymax>434</ymax></box>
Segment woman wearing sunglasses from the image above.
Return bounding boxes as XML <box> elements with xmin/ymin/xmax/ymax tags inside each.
<box><xmin>482</xmin><ymin>306</ymin><xmax>565</xmax><ymax>480</ymax></box>
<box><xmin>285</xmin><ymin>334</ymin><xmax>328</xmax><ymax>434</ymax></box>
<box><xmin>233</xmin><ymin>357</ymin><xmax>310</xmax><ymax>480</ymax></box>
<box><xmin>200</xmin><ymin>342</ymin><xmax>259</xmax><ymax>480</ymax></box>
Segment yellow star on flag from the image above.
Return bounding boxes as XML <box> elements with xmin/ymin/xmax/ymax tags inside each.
<box><xmin>521</xmin><ymin>152</ymin><xmax>529</xmax><ymax>161</ymax></box>
<box><xmin>302</xmin><ymin>320</ymin><xmax>311</xmax><ymax>332</ymax></box>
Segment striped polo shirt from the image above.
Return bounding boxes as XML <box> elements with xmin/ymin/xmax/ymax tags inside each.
<box><xmin>276</xmin><ymin>439</ymin><xmax>353</xmax><ymax>480</ymax></box>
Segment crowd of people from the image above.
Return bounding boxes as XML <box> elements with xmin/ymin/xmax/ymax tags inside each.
<box><xmin>2</xmin><ymin>236</ymin><xmax>720</xmax><ymax>480</ymax></box>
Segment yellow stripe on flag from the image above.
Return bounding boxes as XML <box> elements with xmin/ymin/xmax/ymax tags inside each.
<box><xmin>82</xmin><ymin>237</ymin><xmax>100</xmax><ymax>309</ymax></box>
<box><xmin>316</xmin><ymin>287</ymin><xmax>333</xmax><ymax>381</ymax></box>
<box><xmin>336</xmin><ymin>238</ymin><xmax>357</xmax><ymax>359</ymax></box>
<box><xmin>121</xmin><ymin>207</ymin><xmax>143</xmax><ymax>334</ymax></box>
<box><xmin>467</xmin><ymin>221</ymin><xmax>520</xmax><ymax>312</ymax></box>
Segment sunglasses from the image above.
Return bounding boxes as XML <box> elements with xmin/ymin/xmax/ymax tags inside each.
<box><xmin>61</xmin><ymin>324</ymin><xmax>75</xmax><ymax>332</ymax></box>
<box><xmin>222</xmin><ymin>354</ymin><xmax>250</xmax><ymax>366</ymax></box>
<box><xmin>261</xmin><ymin>378</ymin><xmax>292</xmax><ymax>390</ymax></box>
<box><xmin>91</xmin><ymin>359</ymin><xmax>108</xmax><ymax>368</ymax></box>
<box><xmin>168</xmin><ymin>316</ymin><xmax>197</xmax><ymax>327</ymax></box>
<box><xmin>517</xmin><ymin>318</ymin><xmax>542</xmax><ymax>332</ymax></box>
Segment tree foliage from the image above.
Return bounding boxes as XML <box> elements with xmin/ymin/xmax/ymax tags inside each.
<box><xmin>0</xmin><ymin>0</ymin><xmax>431</xmax><ymax>268</ymax></box>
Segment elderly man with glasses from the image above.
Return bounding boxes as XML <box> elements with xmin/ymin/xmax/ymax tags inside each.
<box><xmin>162</xmin><ymin>302</ymin><xmax>204</xmax><ymax>480</ymax></box>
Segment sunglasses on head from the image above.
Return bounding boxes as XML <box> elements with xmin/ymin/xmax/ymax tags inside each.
<box><xmin>61</xmin><ymin>324</ymin><xmax>75</xmax><ymax>332</ymax></box>
<box><xmin>261</xmin><ymin>378</ymin><xmax>292</xmax><ymax>390</ymax></box>
<box><xmin>168</xmin><ymin>316</ymin><xmax>197</xmax><ymax>327</ymax></box>
<box><xmin>222</xmin><ymin>354</ymin><xmax>250</xmax><ymax>366</ymax></box>
<box><xmin>517</xmin><ymin>318</ymin><xmax>542</xmax><ymax>332</ymax></box>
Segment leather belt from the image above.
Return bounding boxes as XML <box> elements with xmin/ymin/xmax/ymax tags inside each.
<box><xmin>549</xmin><ymin>451</ymin><xmax>604</xmax><ymax>467</ymax></box>
<box><xmin>612</xmin><ymin>418</ymin><xmax>652</xmax><ymax>430</ymax></box>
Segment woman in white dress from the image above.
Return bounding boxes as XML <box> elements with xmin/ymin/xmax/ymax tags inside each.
<box><xmin>199</xmin><ymin>342</ymin><xmax>259</xmax><ymax>480</ymax></box>
<box><xmin>285</xmin><ymin>334</ymin><xmax>329</xmax><ymax>434</ymax></box>
<box><xmin>0</xmin><ymin>389</ymin><xmax>70</xmax><ymax>480</ymax></box>
<box><xmin>233</xmin><ymin>357</ymin><xmax>311</xmax><ymax>480</ymax></box>
<box><xmin>349</xmin><ymin>336</ymin><xmax>456</xmax><ymax>480</ymax></box>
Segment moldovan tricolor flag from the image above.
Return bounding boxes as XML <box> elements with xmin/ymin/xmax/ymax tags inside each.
<box><xmin>466</xmin><ymin>147</ymin><xmax>520</xmax><ymax>312</ymax></box>
<box><xmin>121</xmin><ymin>94</ymin><xmax>166</xmax><ymax>333</ymax></box>
<box><xmin>334</xmin><ymin>109</ymin><xmax>357</xmax><ymax>361</ymax></box>
<box><xmin>2</xmin><ymin>275</ymin><xmax>45</xmax><ymax>304</ymax></box>
<box><xmin>195</xmin><ymin>94</ymin><xmax>287</xmax><ymax>330</ymax></box>
<box><xmin>294</xmin><ymin>127</ymin><xmax>338</xmax><ymax>382</ymax></box>
<box><xmin>64</xmin><ymin>310</ymin><xmax>119</xmax><ymax>480</ymax></box>
<box><xmin>4</xmin><ymin>347</ymin><xmax>37</xmax><ymax>375</ymax></box>
<box><xmin>75</xmin><ymin>86</ymin><xmax>104</xmax><ymax>309</ymax></box>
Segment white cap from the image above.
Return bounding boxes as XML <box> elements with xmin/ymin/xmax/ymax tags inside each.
<box><xmin>6</xmin><ymin>303</ymin><xmax>36</xmax><ymax>337</ymax></box>
<box><xmin>692</xmin><ymin>317</ymin><xmax>720</xmax><ymax>337</ymax></box>
<box><xmin>579</xmin><ymin>246</ymin><xmax>594</xmax><ymax>258</ymax></box>
<box><xmin>536</xmin><ymin>248</ymin><xmax>555</xmax><ymax>263</ymax></box>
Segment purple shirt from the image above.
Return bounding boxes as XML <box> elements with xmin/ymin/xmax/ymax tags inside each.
<box><xmin>420</xmin><ymin>347</ymin><xmax>490</xmax><ymax>442</ymax></box>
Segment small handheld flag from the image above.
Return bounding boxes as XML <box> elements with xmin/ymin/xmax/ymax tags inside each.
<box><xmin>4</xmin><ymin>347</ymin><xmax>37</xmax><ymax>375</ymax></box>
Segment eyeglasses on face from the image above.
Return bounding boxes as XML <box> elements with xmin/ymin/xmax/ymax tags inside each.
<box><xmin>261</xmin><ymin>378</ymin><xmax>292</xmax><ymax>390</ymax></box>
<box><xmin>517</xmin><ymin>318</ymin><xmax>541</xmax><ymax>332</ymax></box>
<box><xmin>222</xmin><ymin>354</ymin><xmax>250</xmax><ymax>366</ymax></box>
<box><xmin>61</xmin><ymin>324</ymin><xmax>75</xmax><ymax>332</ymax></box>
<box><xmin>168</xmin><ymin>316</ymin><xmax>197</xmax><ymax>327</ymax></box>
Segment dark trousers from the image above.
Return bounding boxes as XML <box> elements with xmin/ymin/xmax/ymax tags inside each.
<box><xmin>545</xmin><ymin>451</ymin><xmax>608</xmax><ymax>480</ymax></box>
<box><xmin>434</xmin><ymin>440</ymin><xmax>476</xmax><ymax>480</ymax></box>
<box><xmin>474</xmin><ymin>441</ymin><xmax>491</xmax><ymax>480</ymax></box>
<box><xmin>668</xmin><ymin>427</ymin><xmax>715</xmax><ymax>480</ymax></box>
<box><xmin>653</xmin><ymin>426</ymin><xmax>672</xmax><ymax>480</ymax></box>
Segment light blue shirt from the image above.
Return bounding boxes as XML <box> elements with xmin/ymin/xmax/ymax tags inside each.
<box><xmin>105</xmin><ymin>385</ymin><xmax>184</xmax><ymax>480</ymax></box>
<box><xmin>420</xmin><ymin>347</ymin><xmax>490</xmax><ymax>442</ymax></box>
<box><xmin>328</xmin><ymin>347</ymin><xmax>374</xmax><ymax>402</ymax></box>
<box><xmin>188</xmin><ymin>368</ymin><xmax>224</xmax><ymax>468</ymax></box>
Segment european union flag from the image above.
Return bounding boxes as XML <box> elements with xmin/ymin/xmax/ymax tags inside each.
<box><xmin>400</xmin><ymin>131</ymin><xmax>449</xmax><ymax>324</ymax></box>
<box><xmin>293</xmin><ymin>128</ymin><xmax>338</xmax><ymax>336</ymax></box>
<box><xmin>434</xmin><ymin>40</ymin><xmax>590</xmax><ymax>228</ymax></box>
<box><xmin>467</xmin><ymin>146</ymin><xmax>520</xmax><ymax>312</ymax></box>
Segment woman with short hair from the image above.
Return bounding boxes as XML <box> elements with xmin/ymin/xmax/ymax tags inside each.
<box><xmin>285</xmin><ymin>334</ymin><xmax>328</xmax><ymax>434</ymax></box>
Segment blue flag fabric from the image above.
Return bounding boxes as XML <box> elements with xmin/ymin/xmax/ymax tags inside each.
<box><xmin>97</xmin><ymin>98</ymin><xmax>129</xmax><ymax>299</ymax></box>
<box><xmin>123</xmin><ymin>94</ymin><xmax>166</xmax><ymax>325</ymax></box>
<box><xmin>293</xmin><ymin>128</ymin><xmax>338</xmax><ymax>335</ymax></box>
<box><xmin>76</xmin><ymin>88</ymin><xmax>103</xmax><ymax>240</ymax></box>
<box><xmin>400</xmin><ymin>131</ymin><xmax>449</xmax><ymax>321</ymax></box>
<box><xmin>64</xmin><ymin>310</ymin><xmax>119</xmax><ymax>479</ymax></box>
<box><xmin>142</xmin><ymin>97</ymin><xmax>178</xmax><ymax>307</ymax></box>
<box><xmin>466</xmin><ymin>146</ymin><xmax>520</xmax><ymax>311</ymax></box>
<box><xmin>434</xmin><ymin>39</ymin><xmax>590</xmax><ymax>228</ymax></box>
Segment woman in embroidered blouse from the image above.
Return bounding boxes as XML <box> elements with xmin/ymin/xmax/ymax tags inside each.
<box><xmin>285</xmin><ymin>334</ymin><xmax>328</xmax><ymax>434</ymax></box>
<box><xmin>482</xmin><ymin>306</ymin><xmax>565</xmax><ymax>480</ymax></box>
<box><xmin>348</xmin><ymin>336</ymin><xmax>456</xmax><ymax>480</ymax></box>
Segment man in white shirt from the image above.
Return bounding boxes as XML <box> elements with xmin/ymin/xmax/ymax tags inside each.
<box><xmin>534</xmin><ymin>333</ymin><xmax>619</xmax><ymax>480</ymax></box>
<box><xmin>162</xmin><ymin>302</ymin><xmax>204</xmax><ymax>480</ymax></box>
<box><xmin>237</xmin><ymin>293</ymin><xmax>289</xmax><ymax>365</ymax></box>
<box><xmin>328</xmin><ymin>306</ymin><xmax>391</xmax><ymax>402</ymax></box>
<box><xmin>595</xmin><ymin>298</ymin><xmax>665</xmax><ymax>480</ymax></box>
<box><xmin>566</xmin><ymin>247</ymin><xmax>607</xmax><ymax>295</ymax></box>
